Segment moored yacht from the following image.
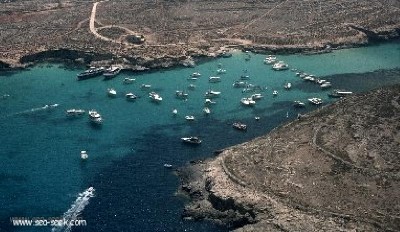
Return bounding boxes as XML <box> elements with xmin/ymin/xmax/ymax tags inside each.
<box><xmin>240</xmin><ymin>97</ymin><xmax>256</xmax><ymax>106</ymax></box>
<box><xmin>80</xmin><ymin>150</ymin><xmax>88</xmax><ymax>160</ymax></box>
<box><xmin>272</xmin><ymin>90</ymin><xmax>278</xmax><ymax>96</ymax></box>
<box><xmin>216</xmin><ymin>69</ymin><xmax>226</xmax><ymax>74</ymax></box>
<box><xmin>149</xmin><ymin>92</ymin><xmax>162</xmax><ymax>102</ymax></box>
<box><xmin>205</xmin><ymin>90</ymin><xmax>221</xmax><ymax>98</ymax></box>
<box><xmin>88</xmin><ymin>109</ymin><xmax>102</xmax><ymax>124</ymax></box>
<box><xmin>185</xmin><ymin>115</ymin><xmax>195</xmax><ymax>121</ymax></box>
<box><xmin>328</xmin><ymin>90</ymin><xmax>353</xmax><ymax>98</ymax></box>
<box><xmin>204</xmin><ymin>98</ymin><xmax>217</xmax><ymax>105</ymax></box>
<box><xmin>272</xmin><ymin>61</ymin><xmax>289</xmax><ymax>71</ymax></box>
<box><xmin>284</xmin><ymin>82</ymin><xmax>292</xmax><ymax>90</ymax></box>
<box><xmin>191</xmin><ymin>72</ymin><xmax>201</xmax><ymax>77</ymax></box>
<box><xmin>103</xmin><ymin>66</ymin><xmax>121</xmax><ymax>80</ymax></box>
<box><xmin>126</xmin><ymin>93</ymin><xmax>137</xmax><ymax>101</ymax></box>
<box><xmin>203</xmin><ymin>107</ymin><xmax>211</xmax><ymax>115</ymax></box>
<box><xmin>293</xmin><ymin>100</ymin><xmax>306</xmax><ymax>108</ymax></box>
<box><xmin>308</xmin><ymin>97</ymin><xmax>323</xmax><ymax>105</ymax></box>
<box><xmin>264</xmin><ymin>55</ymin><xmax>277</xmax><ymax>64</ymax></box>
<box><xmin>176</xmin><ymin>90</ymin><xmax>189</xmax><ymax>99</ymax></box>
<box><xmin>320</xmin><ymin>82</ymin><xmax>332</xmax><ymax>89</ymax></box>
<box><xmin>251</xmin><ymin>93</ymin><xmax>263</xmax><ymax>100</ymax></box>
<box><xmin>77</xmin><ymin>67</ymin><xmax>105</xmax><ymax>80</ymax></box>
<box><xmin>123</xmin><ymin>77</ymin><xmax>135</xmax><ymax>84</ymax></box>
<box><xmin>107</xmin><ymin>88</ymin><xmax>117</xmax><ymax>97</ymax></box>
<box><xmin>233</xmin><ymin>122</ymin><xmax>247</xmax><ymax>131</ymax></box>
<box><xmin>233</xmin><ymin>81</ymin><xmax>247</xmax><ymax>88</ymax></box>
<box><xmin>209</xmin><ymin>76</ymin><xmax>221</xmax><ymax>83</ymax></box>
<box><xmin>181</xmin><ymin>136</ymin><xmax>202</xmax><ymax>145</ymax></box>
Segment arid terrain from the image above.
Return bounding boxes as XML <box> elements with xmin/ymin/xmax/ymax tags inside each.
<box><xmin>1</xmin><ymin>0</ymin><xmax>399</xmax><ymax>70</ymax></box>
<box><xmin>179</xmin><ymin>81</ymin><xmax>400</xmax><ymax>231</ymax></box>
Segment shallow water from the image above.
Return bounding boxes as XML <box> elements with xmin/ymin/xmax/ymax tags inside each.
<box><xmin>0</xmin><ymin>41</ymin><xmax>399</xmax><ymax>232</ymax></box>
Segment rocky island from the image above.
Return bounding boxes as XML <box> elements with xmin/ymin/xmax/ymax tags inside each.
<box><xmin>1</xmin><ymin>0</ymin><xmax>400</xmax><ymax>70</ymax></box>
<box><xmin>179</xmin><ymin>83</ymin><xmax>400</xmax><ymax>231</ymax></box>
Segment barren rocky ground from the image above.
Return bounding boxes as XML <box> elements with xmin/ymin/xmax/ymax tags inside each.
<box><xmin>179</xmin><ymin>81</ymin><xmax>400</xmax><ymax>231</ymax></box>
<box><xmin>1</xmin><ymin>0</ymin><xmax>399</xmax><ymax>69</ymax></box>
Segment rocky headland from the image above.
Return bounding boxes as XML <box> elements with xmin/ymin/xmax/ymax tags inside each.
<box><xmin>1</xmin><ymin>0</ymin><xmax>400</xmax><ymax>71</ymax></box>
<box><xmin>178</xmin><ymin>83</ymin><xmax>400</xmax><ymax>231</ymax></box>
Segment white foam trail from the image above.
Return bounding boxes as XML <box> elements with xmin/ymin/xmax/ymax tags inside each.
<box><xmin>51</xmin><ymin>187</ymin><xmax>95</xmax><ymax>232</ymax></box>
<box><xmin>3</xmin><ymin>103</ymin><xmax>59</xmax><ymax>118</ymax></box>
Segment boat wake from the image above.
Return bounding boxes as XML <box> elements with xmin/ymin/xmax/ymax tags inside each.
<box><xmin>51</xmin><ymin>187</ymin><xmax>95</xmax><ymax>232</ymax></box>
<box><xmin>3</xmin><ymin>104</ymin><xmax>59</xmax><ymax>118</ymax></box>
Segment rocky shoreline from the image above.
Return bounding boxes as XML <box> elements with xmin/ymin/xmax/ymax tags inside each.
<box><xmin>178</xmin><ymin>83</ymin><xmax>400</xmax><ymax>231</ymax></box>
<box><xmin>1</xmin><ymin>26</ymin><xmax>399</xmax><ymax>72</ymax></box>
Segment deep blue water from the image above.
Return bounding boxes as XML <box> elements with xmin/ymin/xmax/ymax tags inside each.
<box><xmin>0</xmin><ymin>41</ymin><xmax>400</xmax><ymax>232</ymax></box>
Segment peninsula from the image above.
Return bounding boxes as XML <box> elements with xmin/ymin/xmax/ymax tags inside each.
<box><xmin>1</xmin><ymin>0</ymin><xmax>399</xmax><ymax>70</ymax></box>
<box><xmin>179</xmin><ymin>81</ymin><xmax>400</xmax><ymax>231</ymax></box>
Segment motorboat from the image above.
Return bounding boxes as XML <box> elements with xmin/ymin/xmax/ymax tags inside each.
<box><xmin>209</xmin><ymin>76</ymin><xmax>221</xmax><ymax>83</ymax></box>
<box><xmin>181</xmin><ymin>136</ymin><xmax>202</xmax><ymax>145</ymax></box>
<box><xmin>185</xmin><ymin>115</ymin><xmax>195</xmax><ymax>121</ymax></box>
<box><xmin>88</xmin><ymin>109</ymin><xmax>103</xmax><ymax>124</ymax></box>
<box><xmin>233</xmin><ymin>122</ymin><xmax>247</xmax><ymax>131</ymax></box>
<box><xmin>204</xmin><ymin>99</ymin><xmax>217</xmax><ymax>105</ymax></box>
<box><xmin>328</xmin><ymin>90</ymin><xmax>353</xmax><ymax>98</ymax></box>
<box><xmin>107</xmin><ymin>88</ymin><xmax>117</xmax><ymax>97</ymax></box>
<box><xmin>205</xmin><ymin>90</ymin><xmax>221</xmax><ymax>98</ymax></box>
<box><xmin>272</xmin><ymin>90</ymin><xmax>278</xmax><ymax>96</ymax></box>
<box><xmin>251</xmin><ymin>93</ymin><xmax>263</xmax><ymax>100</ymax></box>
<box><xmin>80</xmin><ymin>150</ymin><xmax>88</xmax><ymax>160</ymax></box>
<box><xmin>172</xmin><ymin>109</ymin><xmax>178</xmax><ymax>115</ymax></box>
<box><xmin>293</xmin><ymin>100</ymin><xmax>306</xmax><ymax>108</ymax></box>
<box><xmin>240</xmin><ymin>97</ymin><xmax>256</xmax><ymax>106</ymax></box>
<box><xmin>255</xmin><ymin>116</ymin><xmax>260</xmax><ymax>121</ymax></box>
<box><xmin>126</xmin><ymin>93</ymin><xmax>137</xmax><ymax>101</ymax></box>
<box><xmin>264</xmin><ymin>55</ymin><xmax>277</xmax><ymax>64</ymax></box>
<box><xmin>240</xmin><ymin>75</ymin><xmax>250</xmax><ymax>80</ymax></box>
<box><xmin>66</xmin><ymin>109</ymin><xmax>85</xmax><ymax>117</ymax></box>
<box><xmin>123</xmin><ymin>77</ymin><xmax>135</xmax><ymax>84</ymax></box>
<box><xmin>245</xmin><ymin>53</ymin><xmax>251</xmax><ymax>61</ymax></box>
<box><xmin>141</xmin><ymin>84</ymin><xmax>151</xmax><ymax>89</ymax></box>
<box><xmin>284</xmin><ymin>82</ymin><xmax>292</xmax><ymax>90</ymax></box>
<box><xmin>176</xmin><ymin>90</ymin><xmax>189</xmax><ymax>99</ymax></box>
<box><xmin>272</xmin><ymin>61</ymin><xmax>289</xmax><ymax>71</ymax></box>
<box><xmin>191</xmin><ymin>72</ymin><xmax>201</xmax><ymax>77</ymax></box>
<box><xmin>149</xmin><ymin>92</ymin><xmax>162</xmax><ymax>102</ymax></box>
<box><xmin>187</xmin><ymin>77</ymin><xmax>198</xmax><ymax>81</ymax></box>
<box><xmin>203</xmin><ymin>107</ymin><xmax>211</xmax><ymax>115</ymax></box>
<box><xmin>188</xmin><ymin>84</ymin><xmax>196</xmax><ymax>89</ymax></box>
<box><xmin>163</xmin><ymin>164</ymin><xmax>173</xmax><ymax>168</ymax></box>
<box><xmin>308</xmin><ymin>97</ymin><xmax>323</xmax><ymax>105</ymax></box>
<box><xmin>216</xmin><ymin>69</ymin><xmax>226</xmax><ymax>74</ymax></box>
<box><xmin>77</xmin><ymin>67</ymin><xmax>105</xmax><ymax>80</ymax></box>
<box><xmin>221</xmin><ymin>51</ymin><xmax>232</xmax><ymax>58</ymax></box>
<box><xmin>320</xmin><ymin>82</ymin><xmax>332</xmax><ymax>89</ymax></box>
<box><xmin>233</xmin><ymin>81</ymin><xmax>247</xmax><ymax>88</ymax></box>
<box><xmin>103</xmin><ymin>66</ymin><xmax>121</xmax><ymax>80</ymax></box>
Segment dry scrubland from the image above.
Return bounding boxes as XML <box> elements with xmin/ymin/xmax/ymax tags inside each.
<box><xmin>0</xmin><ymin>0</ymin><xmax>399</xmax><ymax>68</ymax></box>
<box><xmin>180</xmin><ymin>83</ymin><xmax>400</xmax><ymax>231</ymax></box>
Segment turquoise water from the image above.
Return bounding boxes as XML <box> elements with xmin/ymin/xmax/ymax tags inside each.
<box><xmin>0</xmin><ymin>41</ymin><xmax>399</xmax><ymax>232</ymax></box>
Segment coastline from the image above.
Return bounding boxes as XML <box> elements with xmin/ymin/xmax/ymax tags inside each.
<box><xmin>0</xmin><ymin>27</ymin><xmax>399</xmax><ymax>73</ymax></box>
<box><xmin>178</xmin><ymin>80</ymin><xmax>400</xmax><ymax>231</ymax></box>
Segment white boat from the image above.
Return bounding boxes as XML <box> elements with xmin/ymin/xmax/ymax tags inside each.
<box><xmin>205</xmin><ymin>90</ymin><xmax>221</xmax><ymax>98</ymax></box>
<box><xmin>191</xmin><ymin>72</ymin><xmax>201</xmax><ymax>77</ymax></box>
<box><xmin>181</xmin><ymin>136</ymin><xmax>202</xmax><ymax>144</ymax></box>
<box><xmin>216</xmin><ymin>69</ymin><xmax>226</xmax><ymax>74</ymax></box>
<box><xmin>272</xmin><ymin>61</ymin><xmax>289</xmax><ymax>71</ymax></box>
<box><xmin>233</xmin><ymin>81</ymin><xmax>247</xmax><ymax>88</ymax></box>
<box><xmin>240</xmin><ymin>75</ymin><xmax>250</xmax><ymax>80</ymax></box>
<box><xmin>107</xmin><ymin>88</ymin><xmax>117</xmax><ymax>97</ymax></box>
<box><xmin>163</xmin><ymin>164</ymin><xmax>173</xmax><ymax>168</ymax></box>
<box><xmin>103</xmin><ymin>66</ymin><xmax>121</xmax><ymax>79</ymax></box>
<box><xmin>126</xmin><ymin>93</ymin><xmax>137</xmax><ymax>101</ymax></box>
<box><xmin>209</xmin><ymin>76</ymin><xmax>221</xmax><ymax>83</ymax></box>
<box><xmin>172</xmin><ymin>109</ymin><xmax>178</xmax><ymax>115</ymax></box>
<box><xmin>328</xmin><ymin>90</ymin><xmax>353</xmax><ymax>98</ymax></box>
<box><xmin>284</xmin><ymin>82</ymin><xmax>292</xmax><ymax>90</ymax></box>
<box><xmin>308</xmin><ymin>97</ymin><xmax>323</xmax><ymax>105</ymax></box>
<box><xmin>255</xmin><ymin>116</ymin><xmax>260</xmax><ymax>121</ymax></box>
<box><xmin>185</xmin><ymin>115</ymin><xmax>195</xmax><ymax>121</ymax></box>
<box><xmin>149</xmin><ymin>92</ymin><xmax>162</xmax><ymax>102</ymax></box>
<box><xmin>320</xmin><ymin>82</ymin><xmax>332</xmax><ymax>89</ymax></box>
<box><xmin>293</xmin><ymin>100</ymin><xmax>306</xmax><ymax>108</ymax></box>
<box><xmin>66</xmin><ymin>109</ymin><xmax>85</xmax><ymax>117</ymax></box>
<box><xmin>188</xmin><ymin>84</ymin><xmax>196</xmax><ymax>89</ymax></box>
<box><xmin>240</xmin><ymin>97</ymin><xmax>256</xmax><ymax>106</ymax></box>
<box><xmin>272</xmin><ymin>90</ymin><xmax>278</xmax><ymax>96</ymax></box>
<box><xmin>204</xmin><ymin>98</ymin><xmax>217</xmax><ymax>105</ymax></box>
<box><xmin>251</xmin><ymin>93</ymin><xmax>263</xmax><ymax>100</ymax></box>
<box><xmin>233</xmin><ymin>122</ymin><xmax>247</xmax><ymax>131</ymax></box>
<box><xmin>80</xmin><ymin>150</ymin><xmax>88</xmax><ymax>160</ymax></box>
<box><xmin>203</xmin><ymin>107</ymin><xmax>211</xmax><ymax>115</ymax></box>
<box><xmin>123</xmin><ymin>77</ymin><xmax>135</xmax><ymax>84</ymax></box>
<box><xmin>88</xmin><ymin>109</ymin><xmax>102</xmax><ymax>124</ymax></box>
<box><xmin>141</xmin><ymin>84</ymin><xmax>151</xmax><ymax>89</ymax></box>
<box><xmin>264</xmin><ymin>55</ymin><xmax>277</xmax><ymax>64</ymax></box>
<box><xmin>187</xmin><ymin>77</ymin><xmax>198</xmax><ymax>81</ymax></box>
<box><xmin>176</xmin><ymin>90</ymin><xmax>189</xmax><ymax>99</ymax></box>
